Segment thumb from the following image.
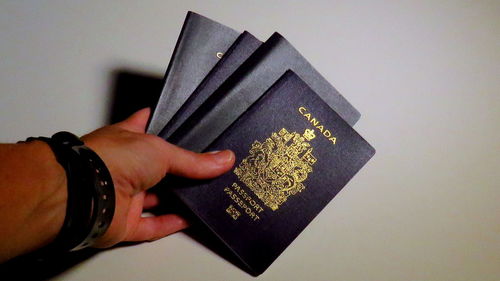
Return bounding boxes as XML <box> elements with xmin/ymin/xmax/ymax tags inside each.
<box><xmin>161</xmin><ymin>142</ymin><xmax>235</xmax><ymax>179</ymax></box>
<box><xmin>116</xmin><ymin>108</ymin><xmax>151</xmax><ymax>133</ymax></box>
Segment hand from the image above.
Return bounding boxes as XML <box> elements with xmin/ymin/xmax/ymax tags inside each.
<box><xmin>81</xmin><ymin>108</ymin><xmax>235</xmax><ymax>247</ymax></box>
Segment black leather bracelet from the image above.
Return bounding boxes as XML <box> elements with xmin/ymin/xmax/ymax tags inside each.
<box><xmin>25</xmin><ymin>131</ymin><xmax>115</xmax><ymax>253</ymax></box>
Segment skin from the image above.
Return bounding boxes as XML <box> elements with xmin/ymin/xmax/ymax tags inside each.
<box><xmin>0</xmin><ymin>108</ymin><xmax>235</xmax><ymax>263</ymax></box>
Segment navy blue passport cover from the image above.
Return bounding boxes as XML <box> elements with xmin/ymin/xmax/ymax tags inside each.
<box><xmin>147</xmin><ymin>11</ymin><xmax>240</xmax><ymax>135</ymax></box>
<box><xmin>168</xmin><ymin>32</ymin><xmax>361</xmax><ymax>152</ymax></box>
<box><xmin>171</xmin><ymin>71</ymin><xmax>375</xmax><ymax>275</ymax></box>
<box><xmin>159</xmin><ymin>31</ymin><xmax>262</xmax><ymax>139</ymax></box>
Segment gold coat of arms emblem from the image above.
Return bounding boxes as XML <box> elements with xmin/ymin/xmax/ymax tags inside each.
<box><xmin>234</xmin><ymin>128</ymin><xmax>317</xmax><ymax>211</ymax></box>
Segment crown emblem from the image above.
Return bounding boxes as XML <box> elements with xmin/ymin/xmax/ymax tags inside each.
<box><xmin>234</xmin><ymin>128</ymin><xmax>317</xmax><ymax>211</ymax></box>
<box><xmin>303</xmin><ymin>129</ymin><xmax>316</xmax><ymax>141</ymax></box>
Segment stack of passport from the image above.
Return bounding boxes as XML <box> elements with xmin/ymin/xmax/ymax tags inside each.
<box><xmin>148</xmin><ymin>11</ymin><xmax>375</xmax><ymax>275</ymax></box>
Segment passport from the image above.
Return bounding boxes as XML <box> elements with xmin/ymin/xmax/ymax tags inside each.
<box><xmin>158</xmin><ymin>31</ymin><xmax>262</xmax><ymax>139</ymax></box>
<box><xmin>170</xmin><ymin>71</ymin><xmax>375</xmax><ymax>275</ymax></box>
<box><xmin>147</xmin><ymin>11</ymin><xmax>240</xmax><ymax>135</ymax></box>
<box><xmin>167</xmin><ymin>32</ymin><xmax>361</xmax><ymax>152</ymax></box>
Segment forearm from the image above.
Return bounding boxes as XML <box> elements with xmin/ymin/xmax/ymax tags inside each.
<box><xmin>0</xmin><ymin>141</ymin><xmax>66</xmax><ymax>262</ymax></box>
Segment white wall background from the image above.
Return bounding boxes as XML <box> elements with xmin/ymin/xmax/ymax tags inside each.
<box><xmin>0</xmin><ymin>1</ymin><xmax>498</xmax><ymax>280</ymax></box>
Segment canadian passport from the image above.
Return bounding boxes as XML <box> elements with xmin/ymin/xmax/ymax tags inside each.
<box><xmin>148</xmin><ymin>11</ymin><xmax>375</xmax><ymax>275</ymax></box>
<box><xmin>159</xmin><ymin>31</ymin><xmax>262</xmax><ymax>139</ymax></box>
<box><xmin>167</xmin><ymin>32</ymin><xmax>360</xmax><ymax>152</ymax></box>
<box><xmin>170</xmin><ymin>71</ymin><xmax>375</xmax><ymax>275</ymax></box>
<box><xmin>147</xmin><ymin>11</ymin><xmax>240</xmax><ymax>135</ymax></box>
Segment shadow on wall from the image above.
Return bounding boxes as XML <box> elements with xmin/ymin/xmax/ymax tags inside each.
<box><xmin>107</xmin><ymin>69</ymin><xmax>164</xmax><ymax>124</ymax></box>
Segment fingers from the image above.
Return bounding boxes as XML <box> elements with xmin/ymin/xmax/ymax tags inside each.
<box><xmin>111</xmin><ymin>108</ymin><xmax>235</xmax><ymax>180</ymax></box>
<box><xmin>161</xmin><ymin>143</ymin><xmax>235</xmax><ymax>179</ymax></box>
<box><xmin>143</xmin><ymin>193</ymin><xmax>160</xmax><ymax>209</ymax></box>
<box><xmin>116</xmin><ymin>108</ymin><xmax>151</xmax><ymax>133</ymax></box>
<box><xmin>127</xmin><ymin>214</ymin><xmax>189</xmax><ymax>242</ymax></box>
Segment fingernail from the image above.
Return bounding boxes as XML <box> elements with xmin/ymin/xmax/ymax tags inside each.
<box><xmin>206</xmin><ymin>150</ymin><xmax>221</xmax><ymax>154</ymax></box>
<box><xmin>208</xmin><ymin>150</ymin><xmax>234</xmax><ymax>165</ymax></box>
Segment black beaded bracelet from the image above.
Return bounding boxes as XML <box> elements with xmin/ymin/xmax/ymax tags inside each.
<box><xmin>25</xmin><ymin>131</ymin><xmax>115</xmax><ymax>252</ymax></box>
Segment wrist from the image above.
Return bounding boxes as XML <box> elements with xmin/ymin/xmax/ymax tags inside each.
<box><xmin>32</xmin><ymin>131</ymin><xmax>116</xmax><ymax>252</ymax></box>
